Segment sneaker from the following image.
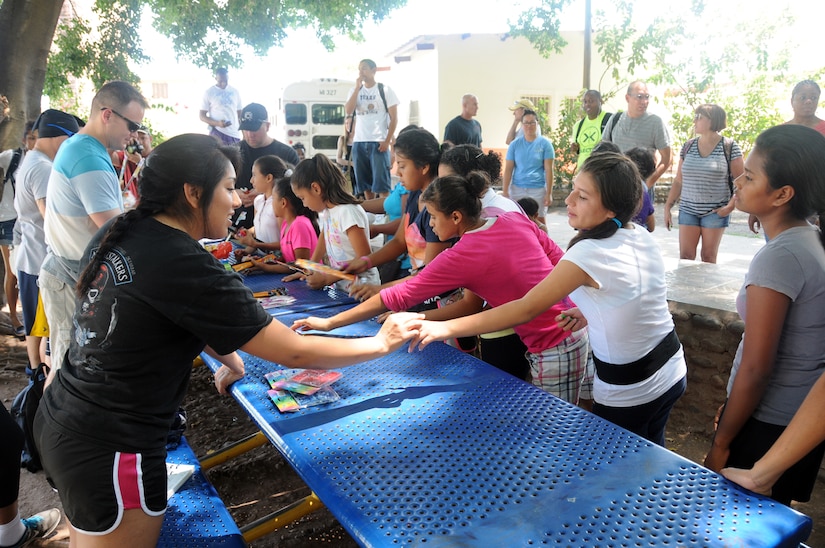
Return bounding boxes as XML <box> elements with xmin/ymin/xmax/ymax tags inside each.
<box><xmin>9</xmin><ymin>508</ymin><xmax>61</xmax><ymax>547</ymax></box>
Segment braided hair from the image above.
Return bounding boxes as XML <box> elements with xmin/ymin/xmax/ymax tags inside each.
<box><xmin>76</xmin><ymin>134</ymin><xmax>240</xmax><ymax>297</ymax></box>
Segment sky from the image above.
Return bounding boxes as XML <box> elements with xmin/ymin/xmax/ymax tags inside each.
<box><xmin>139</xmin><ymin>0</ymin><xmax>825</xmax><ymax>86</ymax></box>
<box><xmin>135</xmin><ymin>0</ymin><xmax>825</xmax><ymax>133</ymax></box>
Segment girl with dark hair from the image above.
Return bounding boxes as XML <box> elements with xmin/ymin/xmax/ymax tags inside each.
<box><xmin>438</xmin><ymin>144</ymin><xmax>521</xmax><ymax>217</ymax></box>
<box><xmin>704</xmin><ymin>124</ymin><xmax>825</xmax><ymax>506</ymax></box>
<box><xmin>294</xmin><ymin>172</ymin><xmax>590</xmax><ymax>396</ymax></box>
<box><xmin>290</xmin><ymin>153</ymin><xmax>379</xmax><ymax>289</ymax></box>
<box><xmin>250</xmin><ymin>175</ymin><xmax>319</xmax><ymax>275</ymax></box>
<box><xmin>439</xmin><ymin>144</ymin><xmax>532</xmax><ymax>382</ymax></box>
<box><xmin>409</xmin><ymin>152</ymin><xmax>688</xmax><ymax>446</ymax></box>
<box><xmin>32</xmin><ymin>134</ymin><xmax>416</xmax><ymax>548</ymax></box>
<box><xmin>235</xmin><ymin>155</ymin><xmax>290</xmax><ymax>255</ymax></box>
<box><xmin>345</xmin><ymin>127</ymin><xmax>452</xmax><ymax>300</ymax></box>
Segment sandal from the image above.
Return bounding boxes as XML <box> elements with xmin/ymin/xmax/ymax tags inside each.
<box><xmin>14</xmin><ymin>325</ymin><xmax>25</xmax><ymax>340</ymax></box>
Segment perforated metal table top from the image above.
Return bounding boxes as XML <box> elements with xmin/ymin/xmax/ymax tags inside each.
<box><xmin>201</xmin><ymin>343</ymin><xmax>812</xmax><ymax>548</ymax></box>
<box><xmin>277</xmin><ymin>303</ymin><xmax>382</xmax><ymax>338</ymax></box>
<box><xmin>242</xmin><ymin>271</ymin><xmax>356</xmax><ymax>315</ymax></box>
<box><xmin>160</xmin><ymin>437</ymin><xmax>245</xmax><ymax>547</ymax></box>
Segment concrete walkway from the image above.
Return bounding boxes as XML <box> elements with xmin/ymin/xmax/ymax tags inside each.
<box><xmin>543</xmin><ymin>208</ymin><xmax>765</xmax><ymax>313</ymax></box>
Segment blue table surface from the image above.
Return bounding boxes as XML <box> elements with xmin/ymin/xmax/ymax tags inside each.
<box><xmin>201</xmin><ymin>340</ymin><xmax>812</xmax><ymax>548</ymax></box>
<box><xmin>241</xmin><ymin>271</ymin><xmax>357</xmax><ymax>316</ymax></box>
<box><xmin>160</xmin><ymin>437</ymin><xmax>245</xmax><ymax>547</ymax></box>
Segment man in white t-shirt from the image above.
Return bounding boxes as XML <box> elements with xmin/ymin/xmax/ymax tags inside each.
<box><xmin>345</xmin><ymin>59</ymin><xmax>399</xmax><ymax>199</ymax></box>
<box><xmin>200</xmin><ymin>67</ymin><xmax>243</xmax><ymax>145</ymax></box>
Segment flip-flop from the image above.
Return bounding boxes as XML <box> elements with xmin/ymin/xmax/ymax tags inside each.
<box><xmin>14</xmin><ymin>325</ymin><xmax>25</xmax><ymax>340</ymax></box>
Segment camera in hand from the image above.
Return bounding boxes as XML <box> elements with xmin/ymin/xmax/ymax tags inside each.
<box><xmin>126</xmin><ymin>140</ymin><xmax>144</xmax><ymax>155</ymax></box>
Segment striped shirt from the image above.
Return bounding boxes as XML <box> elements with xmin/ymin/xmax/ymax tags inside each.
<box><xmin>679</xmin><ymin>138</ymin><xmax>742</xmax><ymax>216</ymax></box>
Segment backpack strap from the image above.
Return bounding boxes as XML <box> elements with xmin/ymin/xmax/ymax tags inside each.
<box><xmin>377</xmin><ymin>82</ymin><xmax>389</xmax><ymax>113</ymax></box>
<box><xmin>3</xmin><ymin>148</ymin><xmax>23</xmax><ymax>185</ymax></box>
<box><xmin>604</xmin><ymin>111</ymin><xmax>623</xmax><ymax>141</ymax></box>
<box><xmin>599</xmin><ymin>112</ymin><xmax>613</xmax><ymax>134</ymax></box>
<box><xmin>1</xmin><ymin>148</ymin><xmax>23</xmax><ymax>201</ymax></box>
<box><xmin>722</xmin><ymin>137</ymin><xmax>734</xmax><ymax>196</ymax></box>
<box><xmin>576</xmin><ymin>112</ymin><xmax>613</xmax><ymax>144</ymax></box>
<box><xmin>573</xmin><ymin>119</ymin><xmax>584</xmax><ymax>143</ymax></box>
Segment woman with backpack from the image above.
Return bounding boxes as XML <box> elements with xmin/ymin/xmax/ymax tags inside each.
<box><xmin>663</xmin><ymin>104</ymin><xmax>744</xmax><ymax>263</ymax></box>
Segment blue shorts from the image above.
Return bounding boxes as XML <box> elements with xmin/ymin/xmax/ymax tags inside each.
<box><xmin>17</xmin><ymin>271</ymin><xmax>39</xmax><ymax>334</ymax></box>
<box><xmin>352</xmin><ymin>141</ymin><xmax>392</xmax><ymax>194</ymax></box>
<box><xmin>678</xmin><ymin>209</ymin><xmax>730</xmax><ymax>229</ymax></box>
<box><xmin>0</xmin><ymin>219</ymin><xmax>15</xmax><ymax>246</ymax></box>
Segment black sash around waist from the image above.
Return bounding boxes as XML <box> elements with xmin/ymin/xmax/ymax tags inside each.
<box><xmin>593</xmin><ymin>329</ymin><xmax>680</xmax><ymax>386</ymax></box>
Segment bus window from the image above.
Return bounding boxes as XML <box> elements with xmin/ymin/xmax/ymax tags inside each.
<box><xmin>312</xmin><ymin>135</ymin><xmax>339</xmax><ymax>150</ymax></box>
<box><xmin>312</xmin><ymin>104</ymin><xmax>346</xmax><ymax>125</ymax></box>
<box><xmin>285</xmin><ymin>104</ymin><xmax>307</xmax><ymax>125</ymax></box>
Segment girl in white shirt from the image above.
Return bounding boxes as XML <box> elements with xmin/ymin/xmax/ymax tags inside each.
<box><xmin>235</xmin><ymin>155</ymin><xmax>288</xmax><ymax>255</ymax></box>
<box><xmin>409</xmin><ymin>152</ymin><xmax>687</xmax><ymax>445</ymax></box>
<box><xmin>291</xmin><ymin>154</ymin><xmax>379</xmax><ymax>290</ymax></box>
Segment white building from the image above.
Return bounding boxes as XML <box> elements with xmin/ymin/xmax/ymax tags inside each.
<box><xmin>370</xmin><ymin>31</ymin><xmax>625</xmax><ymax>152</ymax></box>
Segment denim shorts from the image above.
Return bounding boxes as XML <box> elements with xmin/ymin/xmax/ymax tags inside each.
<box><xmin>0</xmin><ymin>219</ymin><xmax>15</xmax><ymax>245</ymax></box>
<box><xmin>678</xmin><ymin>209</ymin><xmax>730</xmax><ymax>229</ymax></box>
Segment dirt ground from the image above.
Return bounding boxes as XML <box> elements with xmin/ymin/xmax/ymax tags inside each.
<box><xmin>2</xmin><ymin>309</ymin><xmax>824</xmax><ymax>547</ymax></box>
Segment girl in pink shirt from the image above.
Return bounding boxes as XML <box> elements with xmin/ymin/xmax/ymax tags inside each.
<box><xmin>250</xmin><ymin>176</ymin><xmax>318</xmax><ymax>274</ymax></box>
<box><xmin>293</xmin><ymin>172</ymin><xmax>590</xmax><ymax>404</ymax></box>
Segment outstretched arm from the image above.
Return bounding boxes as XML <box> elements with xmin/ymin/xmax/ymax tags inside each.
<box><xmin>408</xmin><ymin>260</ymin><xmax>592</xmax><ymax>350</ymax></box>
<box><xmin>244</xmin><ymin>312</ymin><xmax>421</xmax><ymax>369</ymax></box>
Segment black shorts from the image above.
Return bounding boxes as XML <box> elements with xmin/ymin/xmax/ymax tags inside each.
<box><xmin>727</xmin><ymin>415</ymin><xmax>825</xmax><ymax>504</ymax></box>
<box><xmin>34</xmin><ymin>411</ymin><xmax>167</xmax><ymax>533</ymax></box>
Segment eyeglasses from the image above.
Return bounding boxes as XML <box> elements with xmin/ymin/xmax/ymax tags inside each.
<box><xmin>633</xmin><ymin>94</ymin><xmax>650</xmax><ymax>101</ymax></box>
<box><xmin>101</xmin><ymin>107</ymin><xmax>142</xmax><ymax>133</ymax></box>
<box><xmin>45</xmin><ymin>124</ymin><xmax>75</xmax><ymax>137</ymax></box>
<box><xmin>522</xmin><ymin>121</ymin><xmax>538</xmax><ymax>126</ymax></box>
<box><xmin>693</xmin><ymin>113</ymin><xmax>705</xmax><ymax>121</ymax></box>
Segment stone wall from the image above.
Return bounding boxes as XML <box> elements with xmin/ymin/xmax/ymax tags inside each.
<box><xmin>667</xmin><ymin>301</ymin><xmax>744</xmax><ymax>438</ymax></box>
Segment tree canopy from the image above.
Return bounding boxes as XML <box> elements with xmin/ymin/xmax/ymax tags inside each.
<box><xmin>0</xmin><ymin>0</ymin><xmax>406</xmax><ymax>148</ymax></box>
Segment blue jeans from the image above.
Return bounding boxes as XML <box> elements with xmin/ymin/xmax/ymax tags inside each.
<box><xmin>593</xmin><ymin>376</ymin><xmax>687</xmax><ymax>446</ymax></box>
<box><xmin>352</xmin><ymin>141</ymin><xmax>391</xmax><ymax>195</ymax></box>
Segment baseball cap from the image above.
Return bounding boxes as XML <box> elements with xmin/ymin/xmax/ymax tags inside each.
<box><xmin>239</xmin><ymin>103</ymin><xmax>268</xmax><ymax>131</ymax></box>
<box><xmin>508</xmin><ymin>99</ymin><xmax>536</xmax><ymax>111</ymax></box>
<box><xmin>34</xmin><ymin>109</ymin><xmax>83</xmax><ymax>138</ymax></box>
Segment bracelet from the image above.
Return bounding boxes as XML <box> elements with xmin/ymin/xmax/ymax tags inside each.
<box><xmin>360</xmin><ymin>255</ymin><xmax>373</xmax><ymax>269</ymax></box>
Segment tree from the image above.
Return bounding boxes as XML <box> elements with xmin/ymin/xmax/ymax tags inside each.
<box><xmin>0</xmin><ymin>0</ymin><xmax>64</xmax><ymax>147</ymax></box>
<box><xmin>0</xmin><ymin>0</ymin><xmax>407</xmax><ymax>149</ymax></box>
<box><xmin>509</xmin><ymin>0</ymin><xmax>825</xmax><ymax>189</ymax></box>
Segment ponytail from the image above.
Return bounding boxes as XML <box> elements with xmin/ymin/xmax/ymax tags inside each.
<box><xmin>292</xmin><ymin>154</ymin><xmax>359</xmax><ymax>206</ymax></box>
<box><xmin>275</xmin><ymin>176</ymin><xmax>320</xmax><ymax>236</ymax></box>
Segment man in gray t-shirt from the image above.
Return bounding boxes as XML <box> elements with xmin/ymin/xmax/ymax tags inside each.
<box><xmin>13</xmin><ymin>109</ymin><xmax>80</xmax><ymax>371</ymax></box>
<box><xmin>601</xmin><ymin>80</ymin><xmax>672</xmax><ymax>192</ymax></box>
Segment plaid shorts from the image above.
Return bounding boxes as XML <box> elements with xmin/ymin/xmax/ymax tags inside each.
<box><xmin>527</xmin><ymin>328</ymin><xmax>590</xmax><ymax>404</ymax></box>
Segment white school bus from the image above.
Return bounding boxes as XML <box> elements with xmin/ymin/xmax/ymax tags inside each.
<box><xmin>280</xmin><ymin>78</ymin><xmax>354</xmax><ymax>159</ymax></box>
